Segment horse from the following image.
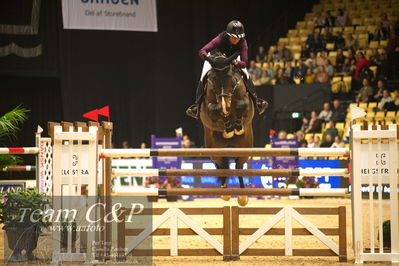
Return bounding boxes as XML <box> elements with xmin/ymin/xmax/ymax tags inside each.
<box><xmin>199</xmin><ymin>52</ymin><xmax>254</xmax><ymax>206</ymax></box>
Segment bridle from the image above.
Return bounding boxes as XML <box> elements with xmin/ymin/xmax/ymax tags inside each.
<box><xmin>208</xmin><ymin>64</ymin><xmax>242</xmax><ymax>116</ymax></box>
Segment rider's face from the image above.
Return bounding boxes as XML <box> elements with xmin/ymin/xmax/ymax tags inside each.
<box><xmin>229</xmin><ymin>36</ymin><xmax>240</xmax><ymax>45</ymax></box>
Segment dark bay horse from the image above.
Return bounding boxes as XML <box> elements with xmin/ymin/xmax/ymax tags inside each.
<box><xmin>200</xmin><ymin>52</ymin><xmax>254</xmax><ymax>206</ymax></box>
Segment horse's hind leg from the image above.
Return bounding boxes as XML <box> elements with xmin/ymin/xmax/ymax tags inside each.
<box><xmin>214</xmin><ymin>157</ymin><xmax>230</xmax><ymax>201</ymax></box>
<box><xmin>236</xmin><ymin>157</ymin><xmax>249</xmax><ymax>206</ymax></box>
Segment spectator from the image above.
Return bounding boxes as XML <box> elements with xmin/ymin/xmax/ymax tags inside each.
<box><xmin>315</xmin><ymin>50</ymin><xmax>328</xmax><ymax>67</ymax></box>
<box><xmin>331</xmin><ymin>99</ymin><xmax>346</xmax><ymax>122</ymax></box>
<box><xmin>335</xmin><ymin>48</ymin><xmax>346</xmax><ymax>72</ymax></box>
<box><xmin>377</xmin><ymin>53</ymin><xmax>389</xmax><ymax>80</ymax></box>
<box><xmin>276</xmin><ymin>42</ymin><xmax>293</xmax><ymax>62</ymax></box>
<box><xmin>248</xmin><ymin>60</ymin><xmax>262</xmax><ymax>80</ymax></box>
<box><xmin>315</xmin><ymin>65</ymin><xmax>330</xmax><ymax>83</ymax></box>
<box><xmin>314</xmin><ymin>135</ymin><xmax>321</xmax><ymax>147</ymax></box>
<box><xmin>356</xmin><ymin>78</ymin><xmax>373</xmax><ymax>103</ymax></box>
<box><xmin>386</xmin><ymin>31</ymin><xmax>399</xmax><ymax>79</ymax></box>
<box><xmin>300</xmin><ymin>117</ymin><xmax>310</xmax><ymax>132</ymax></box>
<box><xmin>379</xmin><ymin>13</ymin><xmax>391</xmax><ymax>40</ymax></box>
<box><xmin>393</xmin><ymin>89</ymin><xmax>399</xmax><ymax>110</ymax></box>
<box><xmin>140</xmin><ymin>142</ymin><xmax>147</xmax><ymax>148</ymax></box>
<box><xmin>322</xmin><ymin>26</ymin><xmax>335</xmax><ymax>48</ymax></box>
<box><xmin>370</xmin><ymin>28</ymin><xmax>383</xmax><ymax>42</ymax></box>
<box><xmin>336</xmin><ymin>57</ymin><xmax>352</xmax><ymax>76</ymax></box>
<box><xmin>377</xmin><ymin>89</ymin><xmax>393</xmax><ymax>111</ymax></box>
<box><xmin>256</xmin><ymin>45</ymin><xmax>267</xmax><ymax>65</ymax></box>
<box><xmin>322</xmin><ymin>120</ymin><xmax>339</xmax><ymax>141</ymax></box>
<box><xmin>182</xmin><ymin>135</ymin><xmax>196</xmax><ymax>148</ymax></box>
<box><xmin>253</xmin><ymin>70</ymin><xmax>272</xmax><ymax>86</ymax></box>
<box><xmin>325</xmin><ymin>59</ymin><xmax>334</xmax><ymax>77</ymax></box>
<box><xmin>304</xmin><ymin>68</ymin><xmax>315</xmax><ymax>84</ymax></box>
<box><xmin>324</xmin><ymin>10</ymin><xmax>335</xmax><ymax>28</ymax></box>
<box><xmin>293</xmin><ymin>58</ymin><xmax>308</xmax><ymax>83</ymax></box>
<box><xmin>345</xmin><ymin>34</ymin><xmax>358</xmax><ymax>51</ymax></box>
<box><xmin>369</xmin><ymin>48</ymin><xmax>381</xmax><ymax>66</ymax></box>
<box><xmin>305</xmin><ymin>111</ymin><xmax>322</xmax><ymax>133</ymax></box>
<box><xmin>335</xmin><ymin>32</ymin><xmax>346</xmax><ymax>50</ymax></box>
<box><xmin>307</xmin><ymin>136</ymin><xmax>316</xmax><ymax>148</ymax></box>
<box><xmin>335</xmin><ymin>9</ymin><xmax>349</xmax><ymax>27</ymax></box>
<box><xmin>373</xmin><ymin>80</ymin><xmax>386</xmax><ymax>102</ymax></box>
<box><xmin>320</xmin><ymin>134</ymin><xmax>334</xmax><ymax>147</ymax></box>
<box><xmin>331</xmin><ymin>136</ymin><xmax>345</xmax><ymax>148</ymax></box>
<box><xmin>305</xmin><ymin>51</ymin><xmax>317</xmax><ymax>68</ymax></box>
<box><xmin>122</xmin><ymin>141</ymin><xmax>130</xmax><ymax>149</ymax></box>
<box><xmin>313</xmin><ymin>12</ymin><xmax>325</xmax><ymax>29</ymax></box>
<box><xmin>300</xmin><ymin>42</ymin><xmax>310</xmax><ymax>58</ymax></box>
<box><xmin>318</xmin><ymin>102</ymin><xmax>333</xmax><ymax>122</ymax></box>
<box><xmin>264</xmin><ymin>62</ymin><xmax>275</xmax><ymax>79</ymax></box>
<box><xmin>278</xmin><ymin>130</ymin><xmax>287</xmax><ymax>139</ymax></box>
<box><xmin>354</xmin><ymin>52</ymin><xmax>370</xmax><ymax>83</ymax></box>
<box><xmin>306</xmin><ymin>30</ymin><xmax>324</xmax><ymax>52</ymax></box>
<box><xmin>296</xmin><ymin>131</ymin><xmax>308</xmax><ymax>147</ymax></box>
<box><xmin>275</xmin><ymin>68</ymin><xmax>291</xmax><ymax>84</ymax></box>
<box><xmin>284</xmin><ymin>61</ymin><xmax>294</xmax><ymax>82</ymax></box>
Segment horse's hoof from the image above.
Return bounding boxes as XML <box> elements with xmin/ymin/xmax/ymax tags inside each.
<box><xmin>237</xmin><ymin>196</ymin><xmax>248</xmax><ymax>206</ymax></box>
<box><xmin>221</xmin><ymin>195</ymin><xmax>231</xmax><ymax>201</ymax></box>
<box><xmin>223</xmin><ymin>130</ymin><xmax>234</xmax><ymax>139</ymax></box>
<box><xmin>234</xmin><ymin>125</ymin><xmax>244</xmax><ymax>135</ymax></box>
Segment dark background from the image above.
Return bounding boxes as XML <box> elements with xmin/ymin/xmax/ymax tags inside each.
<box><xmin>0</xmin><ymin>0</ymin><xmax>319</xmax><ymax>151</ymax></box>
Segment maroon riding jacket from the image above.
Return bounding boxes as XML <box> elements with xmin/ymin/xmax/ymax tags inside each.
<box><xmin>198</xmin><ymin>32</ymin><xmax>248</xmax><ymax>68</ymax></box>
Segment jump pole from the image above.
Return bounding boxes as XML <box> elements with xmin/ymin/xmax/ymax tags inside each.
<box><xmin>1</xmin><ymin>165</ymin><xmax>36</xmax><ymax>171</ymax></box>
<box><xmin>112</xmin><ymin>168</ymin><xmax>348</xmax><ymax>177</ymax></box>
<box><xmin>0</xmin><ymin>147</ymin><xmax>39</xmax><ymax>154</ymax></box>
<box><xmin>100</xmin><ymin>147</ymin><xmax>349</xmax><ymax>158</ymax></box>
<box><xmin>114</xmin><ymin>188</ymin><xmax>348</xmax><ymax>197</ymax></box>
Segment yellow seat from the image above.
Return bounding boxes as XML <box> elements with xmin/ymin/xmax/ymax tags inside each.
<box><xmin>369</xmin><ymin>66</ymin><xmax>377</xmax><ymax>78</ymax></box>
<box><xmin>368</xmin><ymin>102</ymin><xmax>377</xmax><ymax>108</ymax></box>
<box><xmin>379</xmin><ymin>40</ymin><xmax>388</xmax><ymax>48</ymax></box>
<box><xmin>331</xmin><ymin>76</ymin><xmax>343</xmax><ymax>93</ymax></box>
<box><xmin>366</xmin><ymin>112</ymin><xmax>375</xmax><ymax>119</ymax></box>
<box><xmin>344</xmin><ymin>26</ymin><xmax>354</xmax><ymax>34</ymax></box>
<box><xmin>375</xmin><ymin>111</ymin><xmax>385</xmax><ymax>119</ymax></box>
<box><xmin>296</xmin><ymin>21</ymin><xmax>306</xmax><ymax>29</ymax></box>
<box><xmin>386</xmin><ymin>111</ymin><xmax>396</xmax><ymax>118</ymax></box>
<box><xmin>336</xmin><ymin>122</ymin><xmax>345</xmax><ymax>130</ymax></box>
<box><xmin>369</xmin><ymin>41</ymin><xmax>379</xmax><ymax>48</ymax></box>
<box><xmin>359</xmin><ymin>102</ymin><xmax>367</xmax><ymax>109</ymax></box>
<box><xmin>342</xmin><ymin>76</ymin><xmax>352</xmax><ymax>93</ymax></box>
<box><xmin>326</xmin><ymin>43</ymin><xmax>335</xmax><ymax>51</ymax></box>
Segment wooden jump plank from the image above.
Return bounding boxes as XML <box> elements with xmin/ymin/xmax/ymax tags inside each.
<box><xmin>239</xmin><ymin>228</ymin><xmax>339</xmax><ymax>235</ymax></box>
<box><xmin>125</xmin><ymin>228</ymin><xmax>224</xmax><ymax>236</ymax></box>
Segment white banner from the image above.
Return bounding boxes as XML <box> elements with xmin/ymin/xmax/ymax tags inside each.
<box><xmin>62</xmin><ymin>0</ymin><xmax>157</xmax><ymax>32</ymax></box>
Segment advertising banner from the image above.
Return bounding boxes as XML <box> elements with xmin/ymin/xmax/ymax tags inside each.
<box><xmin>62</xmin><ymin>0</ymin><xmax>158</xmax><ymax>32</ymax></box>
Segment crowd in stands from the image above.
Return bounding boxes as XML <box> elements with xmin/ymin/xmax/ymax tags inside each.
<box><xmin>248</xmin><ymin>8</ymin><xmax>399</xmax><ymax>93</ymax></box>
<box><xmin>253</xmin><ymin>1</ymin><xmax>399</xmax><ymax>148</ymax></box>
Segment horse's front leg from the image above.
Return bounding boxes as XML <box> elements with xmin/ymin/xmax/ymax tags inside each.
<box><xmin>214</xmin><ymin>157</ymin><xmax>231</xmax><ymax>201</ymax></box>
<box><xmin>234</xmin><ymin>99</ymin><xmax>249</xmax><ymax>136</ymax></box>
<box><xmin>236</xmin><ymin>157</ymin><xmax>249</xmax><ymax>206</ymax></box>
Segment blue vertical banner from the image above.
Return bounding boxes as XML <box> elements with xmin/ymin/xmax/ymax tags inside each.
<box><xmin>271</xmin><ymin>137</ymin><xmax>298</xmax><ymax>188</ymax></box>
<box><xmin>151</xmin><ymin>135</ymin><xmax>181</xmax><ymax>184</ymax></box>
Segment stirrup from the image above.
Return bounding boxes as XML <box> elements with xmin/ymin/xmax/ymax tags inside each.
<box><xmin>186</xmin><ymin>104</ymin><xmax>199</xmax><ymax>119</ymax></box>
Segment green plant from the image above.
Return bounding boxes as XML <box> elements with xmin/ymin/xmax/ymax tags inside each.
<box><xmin>0</xmin><ymin>106</ymin><xmax>29</xmax><ymax>168</ymax></box>
<box><xmin>383</xmin><ymin>220</ymin><xmax>391</xmax><ymax>243</ymax></box>
<box><xmin>61</xmin><ymin>220</ymin><xmax>77</xmax><ymax>243</ymax></box>
<box><xmin>161</xmin><ymin>176</ymin><xmax>181</xmax><ymax>189</ymax></box>
<box><xmin>0</xmin><ymin>189</ymin><xmax>50</xmax><ymax>229</ymax></box>
<box><xmin>295</xmin><ymin>176</ymin><xmax>320</xmax><ymax>188</ymax></box>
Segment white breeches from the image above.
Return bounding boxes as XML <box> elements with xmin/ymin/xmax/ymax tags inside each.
<box><xmin>200</xmin><ymin>55</ymin><xmax>249</xmax><ymax>81</ymax></box>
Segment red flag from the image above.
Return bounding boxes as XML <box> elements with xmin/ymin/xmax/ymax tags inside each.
<box><xmin>82</xmin><ymin>109</ymin><xmax>99</xmax><ymax>121</ymax></box>
<box><xmin>97</xmin><ymin>106</ymin><xmax>110</xmax><ymax>121</ymax></box>
<box><xmin>269</xmin><ymin>129</ymin><xmax>276</xmax><ymax>136</ymax></box>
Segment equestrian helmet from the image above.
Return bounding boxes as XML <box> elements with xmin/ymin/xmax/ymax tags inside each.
<box><xmin>226</xmin><ymin>20</ymin><xmax>245</xmax><ymax>38</ymax></box>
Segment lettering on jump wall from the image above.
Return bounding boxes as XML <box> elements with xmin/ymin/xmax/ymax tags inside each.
<box><xmin>360</xmin><ymin>152</ymin><xmax>389</xmax><ymax>175</ymax></box>
<box><xmin>61</xmin><ymin>154</ymin><xmax>90</xmax><ymax>176</ymax></box>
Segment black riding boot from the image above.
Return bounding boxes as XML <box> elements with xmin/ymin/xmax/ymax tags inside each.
<box><xmin>186</xmin><ymin>80</ymin><xmax>205</xmax><ymax>119</ymax></box>
<box><xmin>244</xmin><ymin>78</ymin><xmax>268</xmax><ymax>115</ymax></box>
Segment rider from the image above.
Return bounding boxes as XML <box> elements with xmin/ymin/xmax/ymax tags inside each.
<box><xmin>186</xmin><ymin>20</ymin><xmax>268</xmax><ymax>119</ymax></box>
